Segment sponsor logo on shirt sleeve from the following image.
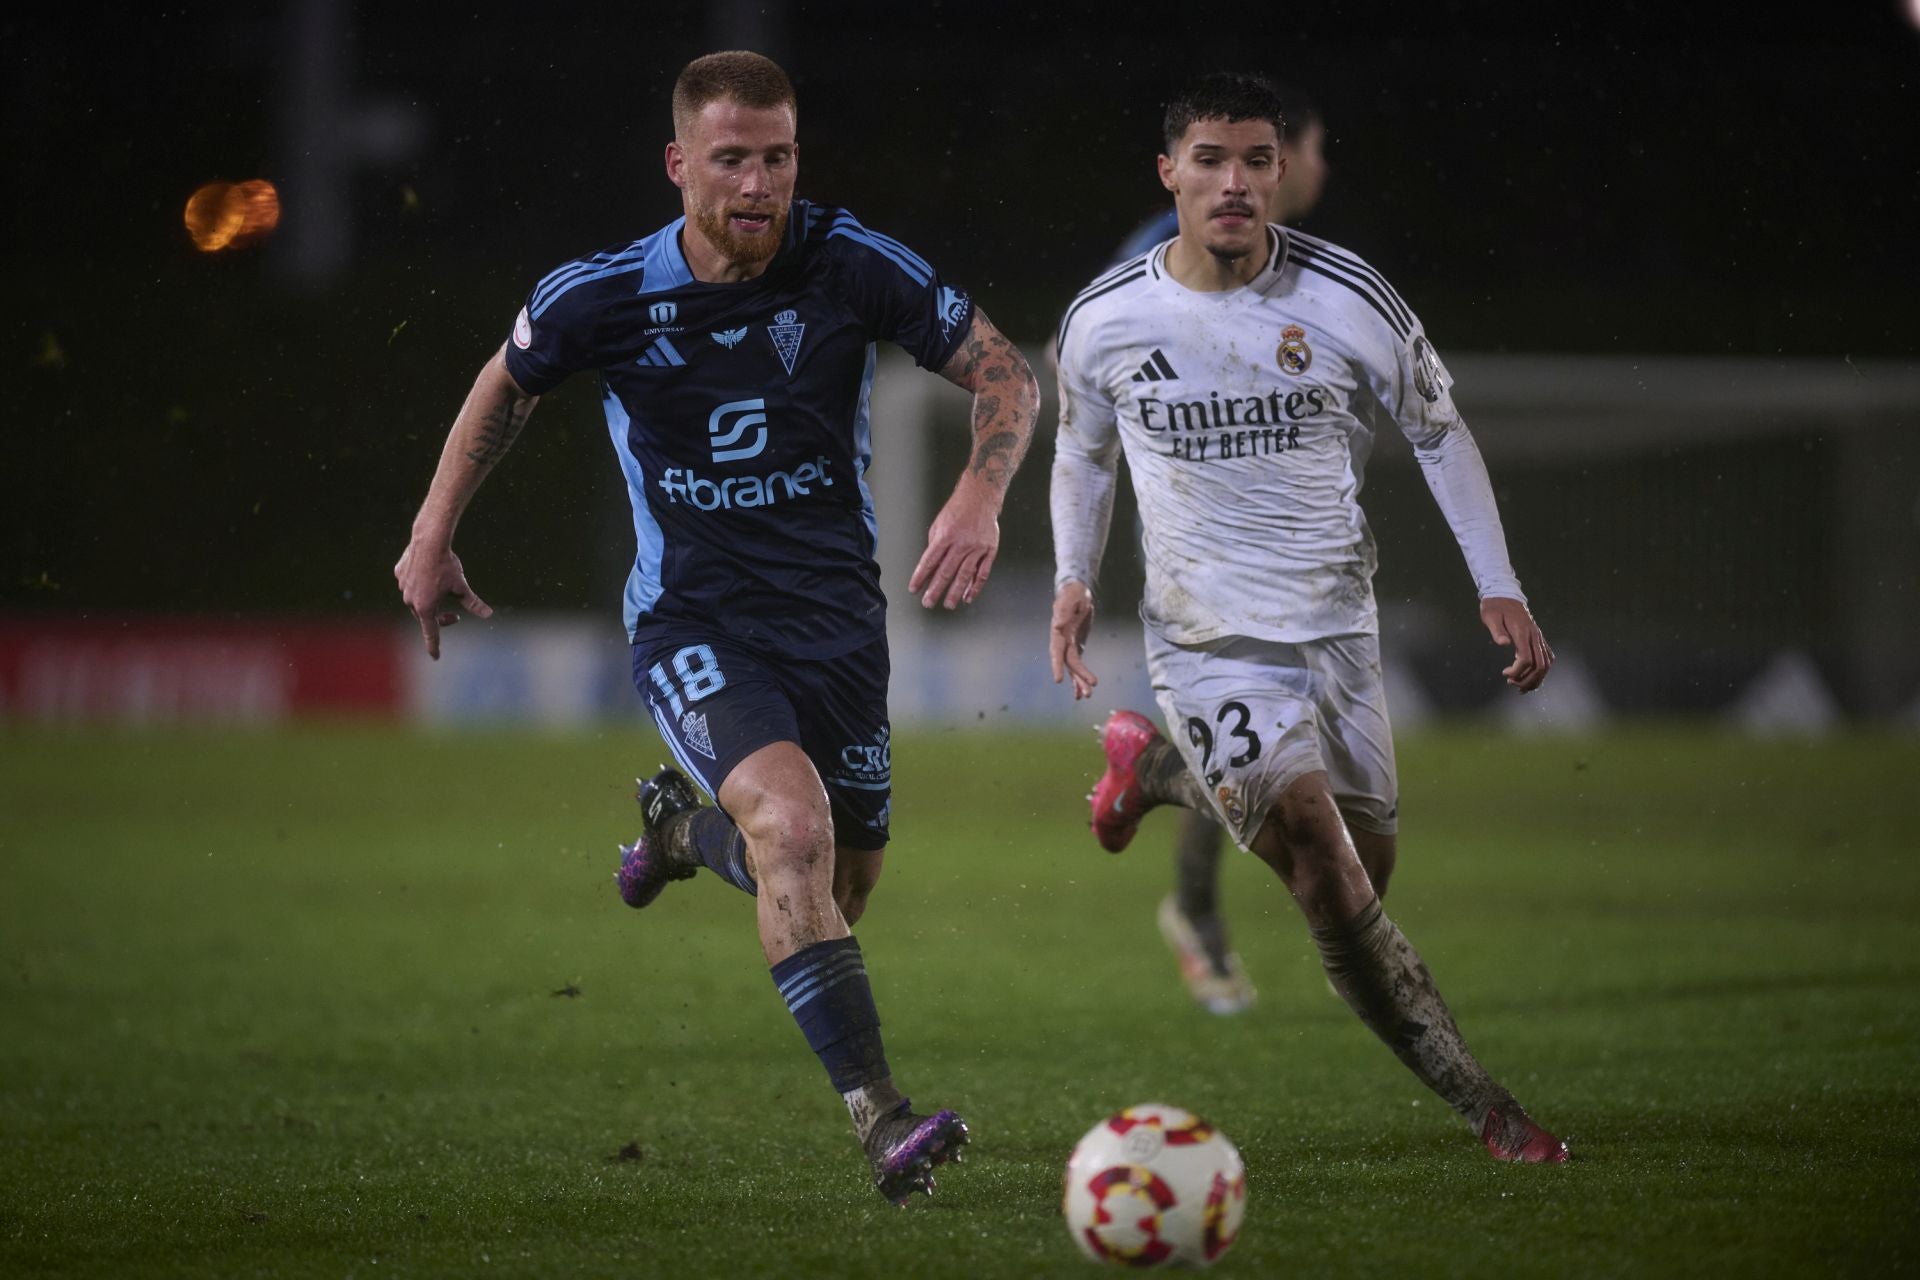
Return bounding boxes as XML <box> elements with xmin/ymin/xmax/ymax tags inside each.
<box><xmin>1410</xmin><ymin>334</ymin><xmax>1448</xmax><ymax>403</ymax></box>
<box><xmin>937</xmin><ymin>286</ymin><xmax>972</xmax><ymax>339</ymax></box>
<box><xmin>512</xmin><ymin>307</ymin><xmax>532</xmax><ymax>350</ymax></box>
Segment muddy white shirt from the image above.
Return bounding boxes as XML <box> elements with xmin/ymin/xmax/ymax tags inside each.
<box><xmin>1051</xmin><ymin>225</ymin><xmax>1524</xmax><ymax>645</ymax></box>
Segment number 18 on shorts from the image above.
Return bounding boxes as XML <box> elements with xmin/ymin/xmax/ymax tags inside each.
<box><xmin>632</xmin><ymin>633</ymin><xmax>895</xmax><ymax>850</ymax></box>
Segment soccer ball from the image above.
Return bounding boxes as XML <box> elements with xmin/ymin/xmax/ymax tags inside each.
<box><xmin>1063</xmin><ymin>1103</ymin><xmax>1247</xmax><ymax>1268</ymax></box>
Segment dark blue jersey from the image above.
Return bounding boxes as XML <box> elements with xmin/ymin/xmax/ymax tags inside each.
<box><xmin>504</xmin><ymin>201</ymin><xmax>975</xmax><ymax>660</ymax></box>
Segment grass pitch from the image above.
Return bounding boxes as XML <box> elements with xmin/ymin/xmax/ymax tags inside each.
<box><xmin>2</xmin><ymin>723</ymin><xmax>1916</xmax><ymax>1277</ymax></box>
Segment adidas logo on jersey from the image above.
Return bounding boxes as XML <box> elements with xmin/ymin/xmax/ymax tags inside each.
<box><xmin>712</xmin><ymin>327</ymin><xmax>748</xmax><ymax>349</ymax></box>
<box><xmin>635</xmin><ymin>336</ymin><xmax>686</xmax><ymax>368</ymax></box>
<box><xmin>1131</xmin><ymin>349</ymin><xmax>1179</xmax><ymax>382</ymax></box>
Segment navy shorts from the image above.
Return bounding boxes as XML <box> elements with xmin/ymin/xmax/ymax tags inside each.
<box><xmin>632</xmin><ymin>632</ymin><xmax>893</xmax><ymax>851</ymax></box>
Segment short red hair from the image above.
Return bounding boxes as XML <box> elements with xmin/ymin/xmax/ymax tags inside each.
<box><xmin>672</xmin><ymin>51</ymin><xmax>797</xmax><ymax>137</ymax></box>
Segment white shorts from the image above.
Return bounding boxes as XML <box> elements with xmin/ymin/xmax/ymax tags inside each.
<box><xmin>1144</xmin><ymin>630</ymin><xmax>1399</xmax><ymax>848</ymax></box>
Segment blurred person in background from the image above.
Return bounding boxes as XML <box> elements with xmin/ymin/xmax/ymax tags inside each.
<box><xmin>395</xmin><ymin>50</ymin><xmax>1038</xmax><ymax>1204</ymax></box>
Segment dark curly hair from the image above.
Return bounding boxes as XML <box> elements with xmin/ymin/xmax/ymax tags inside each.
<box><xmin>1163</xmin><ymin>72</ymin><xmax>1312</xmax><ymax>152</ymax></box>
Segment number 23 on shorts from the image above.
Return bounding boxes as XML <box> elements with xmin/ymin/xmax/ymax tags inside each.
<box><xmin>1186</xmin><ymin>700</ymin><xmax>1262</xmax><ymax>787</ymax></box>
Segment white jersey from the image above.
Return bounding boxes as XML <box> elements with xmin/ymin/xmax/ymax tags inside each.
<box><xmin>1052</xmin><ymin>226</ymin><xmax>1524</xmax><ymax>645</ymax></box>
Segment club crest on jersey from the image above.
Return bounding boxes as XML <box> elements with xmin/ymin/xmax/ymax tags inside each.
<box><xmin>650</xmin><ymin>301</ymin><xmax>678</xmax><ymax>326</ymax></box>
<box><xmin>768</xmin><ymin>309</ymin><xmax>805</xmax><ymax>375</ymax></box>
<box><xmin>1410</xmin><ymin>335</ymin><xmax>1446</xmax><ymax>403</ymax></box>
<box><xmin>1216</xmin><ymin>785</ymin><xmax>1246</xmax><ymax>827</ymax></box>
<box><xmin>1277</xmin><ymin>324</ymin><xmax>1313</xmax><ymax>376</ymax></box>
<box><xmin>712</xmin><ymin>326</ymin><xmax>748</xmax><ymax>349</ymax></box>
<box><xmin>680</xmin><ymin>709</ymin><xmax>716</xmax><ymax>760</ymax></box>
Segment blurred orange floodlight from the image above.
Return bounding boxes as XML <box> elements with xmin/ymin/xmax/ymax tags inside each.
<box><xmin>184</xmin><ymin>179</ymin><xmax>281</xmax><ymax>252</ymax></box>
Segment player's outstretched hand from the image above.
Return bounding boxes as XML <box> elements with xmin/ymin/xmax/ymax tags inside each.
<box><xmin>1480</xmin><ymin>596</ymin><xmax>1552</xmax><ymax>692</ymax></box>
<box><xmin>910</xmin><ymin>483</ymin><xmax>1000</xmax><ymax>609</ymax></box>
<box><xmin>394</xmin><ymin>541</ymin><xmax>493</xmax><ymax>660</ymax></box>
<box><xmin>1050</xmin><ymin>580</ymin><xmax>1099</xmax><ymax>699</ymax></box>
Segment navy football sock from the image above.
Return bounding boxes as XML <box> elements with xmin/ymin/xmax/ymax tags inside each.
<box><xmin>770</xmin><ymin>936</ymin><xmax>893</xmax><ymax>1096</ymax></box>
<box><xmin>666</xmin><ymin>808</ymin><xmax>757</xmax><ymax>896</ymax></box>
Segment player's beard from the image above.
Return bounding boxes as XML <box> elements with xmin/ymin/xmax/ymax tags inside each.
<box><xmin>691</xmin><ymin>200</ymin><xmax>790</xmax><ymax>269</ymax></box>
<box><xmin>1205</xmin><ymin>201</ymin><xmax>1260</xmax><ymax>264</ymax></box>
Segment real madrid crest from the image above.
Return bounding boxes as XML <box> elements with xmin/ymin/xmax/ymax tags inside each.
<box><xmin>1277</xmin><ymin>323</ymin><xmax>1313</xmax><ymax>376</ymax></box>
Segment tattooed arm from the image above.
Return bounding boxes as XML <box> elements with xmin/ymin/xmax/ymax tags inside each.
<box><xmin>907</xmin><ymin>310</ymin><xmax>1040</xmax><ymax>609</ymax></box>
<box><xmin>393</xmin><ymin>346</ymin><xmax>540</xmax><ymax>658</ymax></box>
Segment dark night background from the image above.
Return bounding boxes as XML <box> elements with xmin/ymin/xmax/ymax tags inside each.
<box><xmin>6</xmin><ymin>1</ymin><xmax>1918</xmax><ymax>709</ymax></box>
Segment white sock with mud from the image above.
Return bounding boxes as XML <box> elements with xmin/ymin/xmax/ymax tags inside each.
<box><xmin>1309</xmin><ymin>899</ymin><xmax>1513</xmax><ymax>1133</ymax></box>
<box><xmin>844</xmin><ymin>1078</ymin><xmax>907</xmax><ymax>1145</ymax></box>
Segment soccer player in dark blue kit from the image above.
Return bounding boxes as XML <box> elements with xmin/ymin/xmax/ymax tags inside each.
<box><xmin>393</xmin><ymin>51</ymin><xmax>1039</xmax><ymax>1205</ymax></box>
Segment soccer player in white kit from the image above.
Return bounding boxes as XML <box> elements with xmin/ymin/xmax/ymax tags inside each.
<box><xmin>1047</xmin><ymin>72</ymin><xmax>1566</xmax><ymax>1162</ymax></box>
